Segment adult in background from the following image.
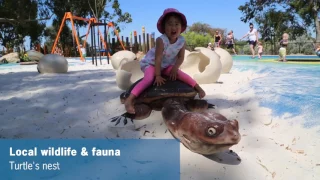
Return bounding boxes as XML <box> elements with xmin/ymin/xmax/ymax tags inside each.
<box><xmin>214</xmin><ymin>31</ymin><xmax>222</xmax><ymax>48</ymax></box>
<box><xmin>240</xmin><ymin>23</ymin><xmax>259</xmax><ymax>58</ymax></box>
<box><xmin>226</xmin><ymin>30</ymin><xmax>237</xmax><ymax>55</ymax></box>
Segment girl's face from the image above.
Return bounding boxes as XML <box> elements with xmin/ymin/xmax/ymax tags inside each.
<box><xmin>164</xmin><ymin>15</ymin><xmax>182</xmax><ymax>41</ymax></box>
<box><xmin>283</xmin><ymin>34</ymin><xmax>288</xmax><ymax>39</ymax></box>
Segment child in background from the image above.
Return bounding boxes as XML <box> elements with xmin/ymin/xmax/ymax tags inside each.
<box><xmin>124</xmin><ymin>8</ymin><xmax>206</xmax><ymax>114</ymax></box>
<box><xmin>315</xmin><ymin>44</ymin><xmax>320</xmax><ymax>57</ymax></box>
<box><xmin>279</xmin><ymin>33</ymin><xmax>289</xmax><ymax>62</ymax></box>
<box><xmin>207</xmin><ymin>42</ymin><xmax>213</xmax><ymax>50</ymax></box>
<box><xmin>80</xmin><ymin>45</ymin><xmax>86</xmax><ymax>58</ymax></box>
<box><xmin>257</xmin><ymin>42</ymin><xmax>263</xmax><ymax>59</ymax></box>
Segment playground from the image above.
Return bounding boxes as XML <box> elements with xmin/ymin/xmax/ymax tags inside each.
<box><xmin>0</xmin><ymin>52</ymin><xmax>319</xmax><ymax>179</ymax></box>
<box><xmin>0</xmin><ymin>9</ymin><xmax>158</xmax><ymax>67</ymax></box>
<box><xmin>1</xmin><ymin>1</ymin><xmax>320</xmax><ymax>179</ymax></box>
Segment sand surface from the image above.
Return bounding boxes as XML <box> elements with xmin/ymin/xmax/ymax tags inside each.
<box><xmin>0</xmin><ymin>59</ymin><xmax>319</xmax><ymax>180</ymax></box>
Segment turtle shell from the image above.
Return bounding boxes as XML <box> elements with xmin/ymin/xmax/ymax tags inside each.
<box><xmin>120</xmin><ymin>76</ymin><xmax>197</xmax><ymax>104</ymax></box>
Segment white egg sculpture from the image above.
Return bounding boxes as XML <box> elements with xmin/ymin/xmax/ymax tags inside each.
<box><xmin>116</xmin><ymin>60</ymin><xmax>144</xmax><ymax>90</ymax></box>
<box><xmin>184</xmin><ymin>49</ymin><xmax>190</xmax><ymax>59</ymax></box>
<box><xmin>214</xmin><ymin>48</ymin><xmax>233</xmax><ymax>73</ymax></box>
<box><xmin>37</xmin><ymin>54</ymin><xmax>68</xmax><ymax>74</ymax></box>
<box><xmin>180</xmin><ymin>47</ymin><xmax>222</xmax><ymax>84</ymax></box>
<box><xmin>110</xmin><ymin>50</ymin><xmax>136</xmax><ymax>70</ymax></box>
<box><xmin>27</xmin><ymin>50</ymin><xmax>44</xmax><ymax>62</ymax></box>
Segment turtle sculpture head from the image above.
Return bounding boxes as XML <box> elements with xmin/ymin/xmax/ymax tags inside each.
<box><xmin>162</xmin><ymin>99</ymin><xmax>241</xmax><ymax>155</ymax></box>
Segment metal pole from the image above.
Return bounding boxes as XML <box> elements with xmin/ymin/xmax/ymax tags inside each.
<box><xmin>92</xmin><ymin>25</ymin><xmax>96</xmax><ymax>66</ymax></box>
<box><xmin>90</xmin><ymin>23</ymin><xmax>94</xmax><ymax>65</ymax></box>
<box><xmin>104</xmin><ymin>19</ymin><xmax>109</xmax><ymax>64</ymax></box>
<box><xmin>97</xmin><ymin>21</ymin><xmax>102</xmax><ymax>65</ymax></box>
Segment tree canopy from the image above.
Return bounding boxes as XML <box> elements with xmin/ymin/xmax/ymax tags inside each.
<box><xmin>39</xmin><ymin>0</ymin><xmax>132</xmax><ymax>31</ymax></box>
<box><xmin>0</xmin><ymin>0</ymin><xmax>48</xmax><ymax>48</ymax></box>
<box><xmin>238</xmin><ymin>0</ymin><xmax>320</xmax><ymax>44</ymax></box>
<box><xmin>188</xmin><ymin>22</ymin><xmax>226</xmax><ymax>38</ymax></box>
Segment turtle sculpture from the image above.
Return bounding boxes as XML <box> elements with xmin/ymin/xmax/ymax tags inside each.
<box><xmin>108</xmin><ymin>76</ymin><xmax>241</xmax><ymax>155</ymax></box>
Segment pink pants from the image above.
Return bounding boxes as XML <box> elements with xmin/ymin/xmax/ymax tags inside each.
<box><xmin>131</xmin><ymin>65</ymin><xmax>197</xmax><ymax>97</ymax></box>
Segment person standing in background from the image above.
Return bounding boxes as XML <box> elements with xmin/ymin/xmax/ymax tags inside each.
<box><xmin>214</xmin><ymin>31</ymin><xmax>222</xmax><ymax>48</ymax></box>
<box><xmin>257</xmin><ymin>42</ymin><xmax>263</xmax><ymax>59</ymax></box>
<box><xmin>226</xmin><ymin>30</ymin><xmax>237</xmax><ymax>55</ymax></box>
<box><xmin>240</xmin><ymin>23</ymin><xmax>259</xmax><ymax>58</ymax></box>
<box><xmin>207</xmin><ymin>42</ymin><xmax>213</xmax><ymax>50</ymax></box>
<box><xmin>279</xmin><ymin>33</ymin><xmax>289</xmax><ymax>62</ymax></box>
<box><xmin>80</xmin><ymin>44</ymin><xmax>86</xmax><ymax>58</ymax></box>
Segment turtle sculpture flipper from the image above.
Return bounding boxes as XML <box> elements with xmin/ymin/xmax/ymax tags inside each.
<box><xmin>185</xmin><ymin>99</ymin><xmax>215</xmax><ymax>112</ymax></box>
<box><xmin>108</xmin><ymin>103</ymin><xmax>153</xmax><ymax>127</ymax></box>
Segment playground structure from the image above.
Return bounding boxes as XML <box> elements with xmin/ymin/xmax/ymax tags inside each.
<box><xmin>0</xmin><ymin>14</ymin><xmax>160</xmax><ymax>64</ymax></box>
<box><xmin>51</xmin><ymin>11</ymin><xmax>125</xmax><ymax>63</ymax></box>
<box><xmin>85</xmin><ymin>19</ymin><xmax>126</xmax><ymax>65</ymax></box>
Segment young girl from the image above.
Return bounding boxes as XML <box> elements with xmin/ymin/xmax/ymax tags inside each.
<box><xmin>207</xmin><ymin>42</ymin><xmax>213</xmax><ymax>50</ymax></box>
<box><xmin>279</xmin><ymin>33</ymin><xmax>289</xmax><ymax>62</ymax></box>
<box><xmin>257</xmin><ymin>42</ymin><xmax>263</xmax><ymax>59</ymax></box>
<box><xmin>124</xmin><ymin>8</ymin><xmax>206</xmax><ymax>114</ymax></box>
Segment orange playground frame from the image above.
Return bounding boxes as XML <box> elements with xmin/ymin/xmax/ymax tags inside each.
<box><xmin>51</xmin><ymin>12</ymin><xmax>126</xmax><ymax>62</ymax></box>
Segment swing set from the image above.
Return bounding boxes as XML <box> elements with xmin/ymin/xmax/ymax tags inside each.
<box><xmin>51</xmin><ymin>11</ymin><xmax>125</xmax><ymax>62</ymax></box>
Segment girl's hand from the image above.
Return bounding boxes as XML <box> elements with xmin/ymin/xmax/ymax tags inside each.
<box><xmin>154</xmin><ymin>75</ymin><xmax>166</xmax><ymax>86</ymax></box>
<box><xmin>169</xmin><ymin>66</ymin><xmax>178</xmax><ymax>80</ymax></box>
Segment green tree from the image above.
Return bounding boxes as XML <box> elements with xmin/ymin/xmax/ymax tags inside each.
<box><xmin>182</xmin><ymin>31</ymin><xmax>213</xmax><ymax>51</ymax></box>
<box><xmin>238</xmin><ymin>0</ymin><xmax>320</xmax><ymax>44</ymax></box>
<box><xmin>188</xmin><ymin>22</ymin><xmax>227</xmax><ymax>42</ymax></box>
<box><xmin>41</xmin><ymin>0</ymin><xmax>132</xmax><ymax>32</ymax></box>
<box><xmin>0</xmin><ymin>0</ymin><xmax>48</xmax><ymax>49</ymax></box>
<box><xmin>255</xmin><ymin>9</ymin><xmax>304</xmax><ymax>41</ymax></box>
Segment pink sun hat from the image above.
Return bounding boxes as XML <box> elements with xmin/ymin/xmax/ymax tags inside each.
<box><xmin>157</xmin><ymin>8</ymin><xmax>187</xmax><ymax>34</ymax></box>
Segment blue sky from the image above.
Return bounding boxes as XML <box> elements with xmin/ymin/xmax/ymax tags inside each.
<box><xmin>1</xmin><ymin>0</ymin><xmax>314</xmax><ymax>50</ymax></box>
<box><xmin>11</xmin><ymin>0</ymin><xmax>252</xmax><ymax>50</ymax></box>
<box><xmin>117</xmin><ymin>0</ymin><xmax>251</xmax><ymax>38</ymax></box>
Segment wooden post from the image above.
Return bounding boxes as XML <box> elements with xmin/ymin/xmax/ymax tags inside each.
<box><xmin>138</xmin><ymin>35</ymin><xmax>142</xmax><ymax>51</ymax></box>
<box><xmin>151</xmin><ymin>32</ymin><xmax>155</xmax><ymax>48</ymax></box>
<box><xmin>142</xmin><ymin>26</ymin><xmax>146</xmax><ymax>53</ymax></box>
<box><xmin>126</xmin><ymin>37</ymin><xmax>129</xmax><ymax>49</ymax></box>
<box><xmin>90</xmin><ymin>23</ymin><xmax>95</xmax><ymax>64</ymax></box>
<box><xmin>133</xmin><ymin>31</ymin><xmax>138</xmax><ymax>53</ymax></box>
<box><xmin>112</xmin><ymin>38</ymin><xmax>116</xmax><ymax>54</ymax></box>
<box><xmin>115</xmin><ymin>30</ymin><xmax>118</xmax><ymax>50</ymax></box>
<box><xmin>146</xmin><ymin>33</ymin><xmax>150</xmax><ymax>52</ymax></box>
<box><xmin>130</xmin><ymin>32</ymin><xmax>133</xmax><ymax>51</ymax></box>
<box><xmin>104</xmin><ymin>19</ymin><xmax>107</xmax><ymax>57</ymax></box>
<box><xmin>149</xmin><ymin>34</ymin><xmax>152</xmax><ymax>49</ymax></box>
<box><xmin>108</xmin><ymin>32</ymin><xmax>111</xmax><ymax>44</ymax></box>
